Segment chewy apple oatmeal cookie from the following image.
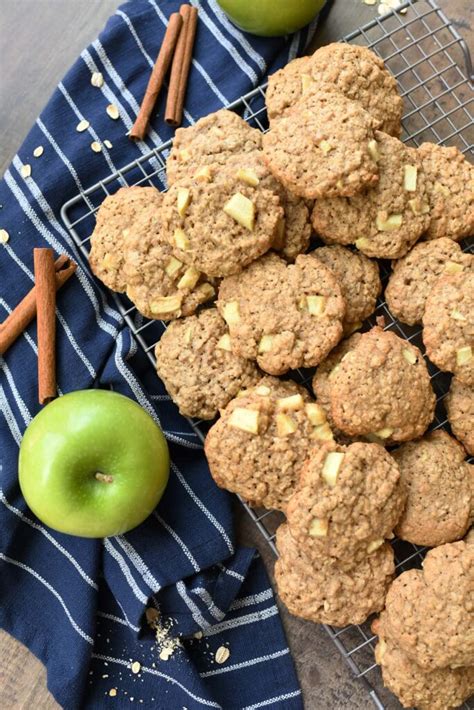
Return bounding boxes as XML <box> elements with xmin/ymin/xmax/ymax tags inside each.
<box><xmin>266</xmin><ymin>43</ymin><xmax>403</xmax><ymax>137</ymax></box>
<box><xmin>312</xmin><ymin>131</ymin><xmax>430</xmax><ymax>259</ymax></box>
<box><xmin>217</xmin><ymin>252</ymin><xmax>345</xmax><ymax>375</ymax></box>
<box><xmin>445</xmin><ymin>377</ymin><xmax>474</xmax><ymax>456</ymax></box>
<box><xmin>204</xmin><ymin>377</ymin><xmax>333</xmax><ymax>511</ymax></box>
<box><xmin>285</xmin><ymin>440</ymin><xmax>406</xmax><ymax>567</ymax></box>
<box><xmin>161</xmin><ymin>167</ymin><xmax>284</xmax><ymax>277</ymax></box>
<box><xmin>155</xmin><ymin>308</ymin><xmax>260</xmax><ymax>420</ymax></box>
<box><xmin>275</xmin><ymin>523</ymin><xmax>395</xmax><ymax>627</ymax></box>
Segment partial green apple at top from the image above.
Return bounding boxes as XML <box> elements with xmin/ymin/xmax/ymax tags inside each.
<box><xmin>19</xmin><ymin>390</ymin><xmax>169</xmax><ymax>538</ymax></box>
<box><xmin>216</xmin><ymin>0</ymin><xmax>325</xmax><ymax>37</ymax></box>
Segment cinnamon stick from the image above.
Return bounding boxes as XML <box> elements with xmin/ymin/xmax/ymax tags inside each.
<box><xmin>165</xmin><ymin>4</ymin><xmax>198</xmax><ymax>127</ymax></box>
<box><xmin>0</xmin><ymin>255</ymin><xmax>76</xmax><ymax>357</ymax></box>
<box><xmin>34</xmin><ymin>249</ymin><xmax>57</xmax><ymax>405</ymax></box>
<box><xmin>129</xmin><ymin>12</ymin><xmax>183</xmax><ymax>141</ymax></box>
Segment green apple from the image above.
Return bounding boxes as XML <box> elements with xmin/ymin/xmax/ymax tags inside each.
<box><xmin>216</xmin><ymin>0</ymin><xmax>325</xmax><ymax>37</ymax></box>
<box><xmin>19</xmin><ymin>390</ymin><xmax>169</xmax><ymax>538</ymax></box>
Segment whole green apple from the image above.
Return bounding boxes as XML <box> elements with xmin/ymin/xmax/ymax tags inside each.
<box><xmin>216</xmin><ymin>0</ymin><xmax>325</xmax><ymax>37</ymax></box>
<box><xmin>19</xmin><ymin>390</ymin><xmax>170</xmax><ymax>538</ymax></box>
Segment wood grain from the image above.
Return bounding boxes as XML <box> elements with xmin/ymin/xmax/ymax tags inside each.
<box><xmin>0</xmin><ymin>0</ymin><xmax>472</xmax><ymax>708</ymax></box>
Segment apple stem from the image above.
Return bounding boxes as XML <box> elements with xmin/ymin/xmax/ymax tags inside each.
<box><xmin>95</xmin><ymin>472</ymin><xmax>114</xmax><ymax>484</ymax></box>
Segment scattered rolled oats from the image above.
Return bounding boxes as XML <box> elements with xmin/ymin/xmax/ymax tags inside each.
<box><xmin>91</xmin><ymin>141</ymin><xmax>102</xmax><ymax>153</ymax></box>
<box><xmin>193</xmin><ymin>630</ymin><xmax>203</xmax><ymax>639</ymax></box>
<box><xmin>0</xmin><ymin>229</ymin><xmax>10</xmax><ymax>245</ymax></box>
<box><xmin>91</xmin><ymin>71</ymin><xmax>104</xmax><ymax>88</ymax></box>
<box><xmin>104</xmin><ymin>139</ymin><xmax>113</xmax><ymax>149</ymax></box>
<box><xmin>215</xmin><ymin>646</ymin><xmax>230</xmax><ymax>664</ymax></box>
<box><xmin>159</xmin><ymin>647</ymin><xmax>174</xmax><ymax>661</ymax></box>
<box><xmin>109</xmin><ymin>688</ymin><xmax>117</xmax><ymax>697</ymax></box>
<box><xmin>131</xmin><ymin>661</ymin><xmax>141</xmax><ymax>674</ymax></box>
<box><xmin>106</xmin><ymin>104</ymin><xmax>120</xmax><ymax>120</ymax></box>
<box><xmin>20</xmin><ymin>164</ymin><xmax>32</xmax><ymax>178</ymax></box>
<box><xmin>33</xmin><ymin>146</ymin><xmax>44</xmax><ymax>158</ymax></box>
<box><xmin>76</xmin><ymin>119</ymin><xmax>90</xmax><ymax>133</ymax></box>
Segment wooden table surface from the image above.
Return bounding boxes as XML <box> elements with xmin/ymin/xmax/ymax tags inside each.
<box><xmin>0</xmin><ymin>1</ymin><xmax>472</xmax><ymax>708</ymax></box>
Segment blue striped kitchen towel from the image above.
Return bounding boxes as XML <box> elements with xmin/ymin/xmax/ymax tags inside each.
<box><xmin>0</xmin><ymin>1</ymin><xmax>323</xmax><ymax>707</ymax></box>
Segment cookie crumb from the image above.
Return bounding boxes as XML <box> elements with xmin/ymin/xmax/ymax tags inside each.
<box><xmin>91</xmin><ymin>72</ymin><xmax>104</xmax><ymax>88</ymax></box>
<box><xmin>107</xmin><ymin>104</ymin><xmax>120</xmax><ymax>120</ymax></box>
<box><xmin>33</xmin><ymin>146</ymin><xmax>44</xmax><ymax>158</ymax></box>
<box><xmin>0</xmin><ymin>229</ymin><xmax>10</xmax><ymax>244</ymax></box>
<box><xmin>131</xmin><ymin>661</ymin><xmax>141</xmax><ymax>674</ymax></box>
<box><xmin>76</xmin><ymin>119</ymin><xmax>90</xmax><ymax>132</ymax></box>
<box><xmin>109</xmin><ymin>689</ymin><xmax>117</xmax><ymax>697</ymax></box>
<box><xmin>20</xmin><ymin>164</ymin><xmax>31</xmax><ymax>179</ymax></box>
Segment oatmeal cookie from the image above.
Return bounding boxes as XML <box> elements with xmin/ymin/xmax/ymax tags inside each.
<box><xmin>312</xmin><ymin>246</ymin><xmax>381</xmax><ymax>334</ymax></box>
<box><xmin>385</xmin><ymin>238</ymin><xmax>473</xmax><ymax>326</ymax></box>
<box><xmin>266</xmin><ymin>43</ymin><xmax>403</xmax><ymax>136</ymax></box>
<box><xmin>161</xmin><ymin>168</ymin><xmax>283</xmax><ymax>278</ymax></box>
<box><xmin>373</xmin><ymin>618</ymin><xmax>474</xmax><ymax>710</ymax></box>
<box><xmin>312</xmin><ymin>131</ymin><xmax>430</xmax><ymax>259</ymax></box>
<box><xmin>262</xmin><ymin>88</ymin><xmax>380</xmax><ymax>199</ymax></box>
<box><xmin>123</xmin><ymin>198</ymin><xmax>215</xmax><ymax>320</ymax></box>
<box><xmin>217</xmin><ymin>252</ymin><xmax>345</xmax><ymax>375</ymax></box>
<box><xmin>286</xmin><ymin>440</ymin><xmax>405</xmax><ymax>566</ymax></box>
<box><xmin>204</xmin><ymin>377</ymin><xmax>333</xmax><ymax>511</ymax></box>
<box><xmin>446</xmin><ymin>377</ymin><xmax>474</xmax><ymax>455</ymax></box>
<box><xmin>89</xmin><ymin>186</ymin><xmax>159</xmax><ymax>292</ymax></box>
<box><xmin>423</xmin><ymin>270</ymin><xmax>474</xmax><ymax>385</ymax></box>
<box><xmin>329</xmin><ymin>326</ymin><xmax>435</xmax><ymax>443</ymax></box>
<box><xmin>393</xmin><ymin>430</ymin><xmax>473</xmax><ymax>547</ymax></box>
<box><xmin>275</xmin><ymin>523</ymin><xmax>395</xmax><ymax>627</ymax></box>
<box><xmin>418</xmin><ymin>142</ymin><xmax>474</xmax><ymax>241</ymax></box>
<box><xmin>312</xmin><ymin>334</ymin><xmax>362</xmax><ymax>442</ymax></box>
<box><xmin>166</xmin><ymin>109</ymin><xmax>262</xmax><ymax>185</ymax></box>
<box><xmin>224</xmin><ymin>152</ymin><xmax>312</xmax><ymax>261</ymax></box>
<box><xmin>381</xmin><ymin>540</ymin><xmax>474</xmax><ymax>670</ymax></box>
<box><xmin>154</xmin><ymin>309</ymin><xmax>260</xmax><ymax>420</ymax></box>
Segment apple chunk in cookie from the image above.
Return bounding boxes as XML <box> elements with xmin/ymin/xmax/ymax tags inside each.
<box><xmin>217</xmin><ymin>252</ymin><xmax>345</xmax><ymax>375</ymax></box>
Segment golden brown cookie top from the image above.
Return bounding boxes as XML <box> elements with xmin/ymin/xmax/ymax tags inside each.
<box><xmin>262</xmin><ymin>88</ymin><xmax>380</xmax><ymax>200</ymax></box>
<box><xmin>205</xmin><ymin>377</ymin><xmax>332</xmax><ymax>511</ymax></box>
<box><xmin>423</xmin><ymin>270</ymin><xmax>474</xmax><ymax>386</ymax></box>
<box><xmin>394</xmin><ymin>430</ymin><xmax>473</xmax><ymax>547</ymax></box>
<box><xmin>312</xmin><ymin>131</ymin><xmax>430</xmax><ymax>259</ymax></box>
<box><xmin>286</xmin><ymin>440</ymin><xmax>405</xmax><ymax>566</ymax></box>
<box><xmin>275</xmin><ymin>522</ymin><xmax>394</xmax><ymax>627</ymax></box>
<box><xmin>418</xmin><ymin>142</ymin><xmax>474</xmax><ymax>242</ymax></box>
<box><xmin>382</xmin><ymin>540</ymin><xmax>474</xmax><ymax>670</ymax></box>
<box><xmin>155</xmin><ymin>308</ymin><xmax>260</xmax><ymax>420</ymax></box>
<box><xmin>217</xmin><ymin>252</ymin><xmax>345</xmax><ymax>375</ymax></box>
<box><xmin>328</xmin><ymin>326</ymin><xmax>436</xmax><ymax>443</ymax></box>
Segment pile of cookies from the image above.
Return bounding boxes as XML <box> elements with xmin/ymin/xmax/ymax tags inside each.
<box><xmin>88</xmin><ymin>41</ymin><xmax>474</xmax><ymax>709</ymax></box>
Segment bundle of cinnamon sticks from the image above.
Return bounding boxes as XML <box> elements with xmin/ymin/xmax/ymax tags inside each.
<box><xmin>0</xmin><ymin>250</ymin><xmax>77</xmax><ymax>405</ymax></box>
<box><xmin>130</xmin><ymin>4</ymin><xmax>198</xmax><ymax>141</ymax></box>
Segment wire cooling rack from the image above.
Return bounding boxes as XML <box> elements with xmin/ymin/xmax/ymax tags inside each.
<box><xmin>61</xmin><ymin>1</ymin><xmax>473</xmax><ymax>707</ymax></box>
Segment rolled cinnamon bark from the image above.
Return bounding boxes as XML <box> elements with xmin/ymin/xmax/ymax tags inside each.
<box><xmin>0</xmin><ymin>255</ymin><xmax>76</xmax><ymax>357</ymax></box>
<box><xmin>34</xmin><ymin>248</ymin><xmax>57</xmax><ymax>405</ymax></box>
<box><xmin>165</xmin><ymin>5</ymin><xmax>198</xmax><ymax>127</ymax></box>
<box><xmin>129</xmin><ymin>12</ymin><xmax>183</xmax><ymax>141</ymax></box>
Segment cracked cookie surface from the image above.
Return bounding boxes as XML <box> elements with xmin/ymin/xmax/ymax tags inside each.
<box><xmin>312</xmin><ymin>131</ymin><xmax>430</xmax><ymax>259</ymax></box>
<box><xmin>204</xmin><ymin>377</ymin><xmax>333</xmax><ymax>511</ymax></box>
<box><xmin>329</xmin><ymin>326</ymin><xmax>435</xmax><ymax>443</ymax></box>
<box><xmin>155</xmin><ymin>308</ymin><xmax>260</xmax><ymax>420</ymax></box>
<box><xmin>393</xmin><ymin>430</ymin><xmax>474</xmax><ymax>547</ymax></box>
<box><xmin>266</xmin><ymin>43</ymin><xmax>402</xmax><ymax>137</ymax></box>
<box><xmin>275</xmin><ymin>523</ymin><xmax>394</xmax><ymax>627</ymax></box>
<box><xmin>217</xmin><ymin>252</ymin><xmax>345</xmax><ymax>375</ymax></box>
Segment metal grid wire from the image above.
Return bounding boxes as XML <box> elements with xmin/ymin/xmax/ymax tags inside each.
<box><xmin>61</xmin><ymin>1</ymin><xmax>473</xmax><ymax>707</ymax></box>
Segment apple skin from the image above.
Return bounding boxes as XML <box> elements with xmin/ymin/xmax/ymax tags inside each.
<box><xmin>19</xmin><ymin>390</ymin><xmax>170</xmax><ymax>538</ymax></box>
<box><xmin>216</xmin><ymin>0</ymin><xmax>325</xmax><ymax>37</ymax></box>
